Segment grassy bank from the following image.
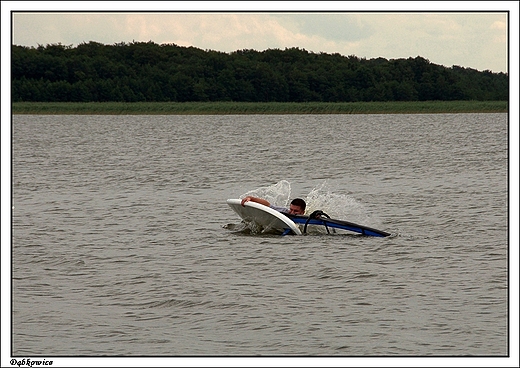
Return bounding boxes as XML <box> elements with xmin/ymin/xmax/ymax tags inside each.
<box><xmin>11</xmin><ymin>101</ymin><xmax>508</xmax><ymax>115</ymax></box>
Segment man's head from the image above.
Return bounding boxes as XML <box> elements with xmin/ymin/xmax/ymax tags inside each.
<box><xmin>289</xmin><ymin>198</ymin><xmax>306</xmax><ymax>215</ymax></box>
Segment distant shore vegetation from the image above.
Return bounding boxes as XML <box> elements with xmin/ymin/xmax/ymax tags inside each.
<box><xmin>12</xmin><ymin>101</ymin><xmax>507</xmax><ymax>115</ymax></box>
<box><xmin>12</xmin><ymin>41</ymin><xmax>508</xmax><ymax>104</ymax></box>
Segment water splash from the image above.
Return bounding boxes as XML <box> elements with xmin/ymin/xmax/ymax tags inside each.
<box><xmin>240</xmin><ymin>180</ymin><xmax>375</xmax><ymax>226</ymax></box>
<box><xmin>240</xmin><ymin>180</ymin><xmax>292</xmax><ymax>207</ymax></box>
<box><xmin>304</xmin><ymin>181</ymin><xmax>373</xmax><ymax>226</ymax></box>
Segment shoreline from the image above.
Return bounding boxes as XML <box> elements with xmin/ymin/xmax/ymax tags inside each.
<box><xmin>12</xmin><ymin>101</ymin><xmax>508</xmax><ymax>115</ymax></box>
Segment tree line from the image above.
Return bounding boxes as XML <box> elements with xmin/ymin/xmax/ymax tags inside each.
<box><xmin>12</xmin><ymin>41</ymin><xmax>508</xmax><ymax>103</ymax></box>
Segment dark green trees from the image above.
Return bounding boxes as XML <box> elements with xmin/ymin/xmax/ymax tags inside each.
<box><xmin>11</xmin><ymin>42</ymin><xmax>508</xmax><ymax>102</ymax></box>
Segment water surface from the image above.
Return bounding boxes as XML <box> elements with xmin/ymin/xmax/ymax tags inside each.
<box><xmin>11</xmin><ymin>113</ymin><xmax>508</xmax><ymax>358</ymax></box>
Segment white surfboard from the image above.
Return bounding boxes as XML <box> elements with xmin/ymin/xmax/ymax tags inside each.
<box><xmin>227</xmin><ymin>199</ymin><xmax>302</xmax><ymax>235</ymax></box>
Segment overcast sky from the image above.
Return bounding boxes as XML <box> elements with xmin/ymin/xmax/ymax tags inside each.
<box><xmin>7</xmin><ymin>4</ymin><xmax>513</xmax><ymax>73</ymax></box>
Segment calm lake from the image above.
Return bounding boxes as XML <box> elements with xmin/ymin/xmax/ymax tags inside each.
<box><xmin>10</xmin><ymin>113</ymin><xmax>510</xmax><ymax>363</ymax></box>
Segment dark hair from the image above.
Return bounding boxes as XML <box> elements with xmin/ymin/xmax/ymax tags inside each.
<box><xmin>291</xmin><ymin>198</ymin><xmax>306</xmax><ymax>211</ymax></box>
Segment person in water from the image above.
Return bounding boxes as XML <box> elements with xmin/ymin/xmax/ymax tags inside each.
<box><xmin>241</xmin><ymin>196</ymin><xmax>306</xmax><ymax>215</ymax></box>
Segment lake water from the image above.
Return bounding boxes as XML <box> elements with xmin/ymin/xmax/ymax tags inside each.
<box><xmin>9</xmin><ymin>113</ymin><xmax>511</xmax><ymax>363</ymax></box>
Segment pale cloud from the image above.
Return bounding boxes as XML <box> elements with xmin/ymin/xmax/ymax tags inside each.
<box><xmin>330</xmin><ymin>13</ymin><xmax>508</xmax><ymax>71</ymax></box>
<box><xmin>491</xmin><ymin>20</ymin><xmax>506</xmax><ymax>31</ymax></box>
<box><xmin>491</xmin><ymin>20</ymin><xmax>507</xmax><ymax>44</ymax></box>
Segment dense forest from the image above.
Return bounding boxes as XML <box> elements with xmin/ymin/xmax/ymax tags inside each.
<box><xmin>12</xmin><ymin>41</ymin><xmax>508</xmax><ymax>103</ymax></box>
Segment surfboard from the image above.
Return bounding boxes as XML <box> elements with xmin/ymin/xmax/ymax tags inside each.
<box><xmin>226</xmin><ymin>199</ymin><xmax>302</xmax><ymax>235</ymax></box>
<box><xmin>285</xmin><ymin>213</ymin><xmax>391</xmax><ymax>237</ymax></box>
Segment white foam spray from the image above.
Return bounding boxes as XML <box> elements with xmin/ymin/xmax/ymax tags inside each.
<box><xmin>241</xmin><ymin>180</ymin><xmax>292</xmax><ymax>207</ymax></box>
<box><xmin>304</xmin><ymin>181</ymin><xmax>373</xmax><ymax>226</ymax></box>
<box><xmin>241</xmin><ymin>180</ymin><xmax>375</xmax><ymax>226</ymax></box>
